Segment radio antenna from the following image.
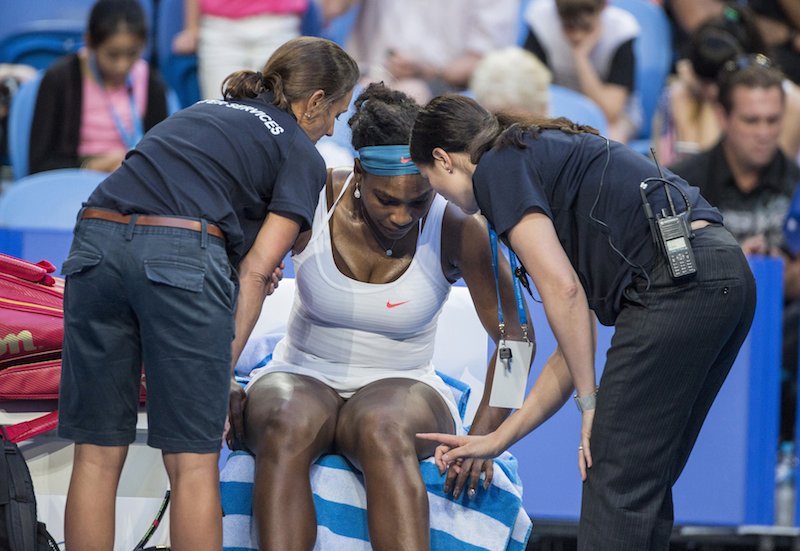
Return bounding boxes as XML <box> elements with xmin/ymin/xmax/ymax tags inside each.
<box><xmin>650</xmin><ymin>147</ymin><xmax>677</xmax><ymax>216</ymax></box>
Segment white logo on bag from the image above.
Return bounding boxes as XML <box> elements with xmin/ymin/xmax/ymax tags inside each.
<box><xmin>0</xmin><ymin>330</ymin><xmax>35</xmax><ymax>356</ymax></box>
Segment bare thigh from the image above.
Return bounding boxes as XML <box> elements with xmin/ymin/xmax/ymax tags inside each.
<box><xmin>244</xmin><ymin>372</ymin><xmax>344</xmax><ymax>458</ymax></box>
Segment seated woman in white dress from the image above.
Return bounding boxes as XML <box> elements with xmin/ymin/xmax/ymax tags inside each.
<box><xmin>226</xmin><ymin>83</ymin><xmax>531</xmax><ymax>551</ymax></box>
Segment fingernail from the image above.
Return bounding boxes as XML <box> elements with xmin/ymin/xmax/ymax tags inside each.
<box><xmin>468</xmin><ymin>488</ymin><xmax>476</xmax><ymax>499</ymax></box>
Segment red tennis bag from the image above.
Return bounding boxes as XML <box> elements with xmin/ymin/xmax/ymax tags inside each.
<box><xmin>0</xmin><ymin>253</ymin><xmax>147</xmax><ymax>443</ymax></box>
<box><xmin>0</xmin><ymin>254</ymin><xmax>63</xmax><ymax>402</ymax></box>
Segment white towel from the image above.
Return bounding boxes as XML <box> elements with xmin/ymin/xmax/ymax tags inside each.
<box><xmin>221</xmin><ymin>450</ymin><xmax>532</xmax><ymax>550</ymax></box>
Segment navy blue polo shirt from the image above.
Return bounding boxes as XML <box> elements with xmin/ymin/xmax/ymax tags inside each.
<box><xmin>473</xmin><ymin>130</ymin><xmax>722</xmax><ymax>326</ymax></box>
<box><xmin>87</xmin><ymin>92</ymin><xmax>326</xmax><ymax>266</ymax></box>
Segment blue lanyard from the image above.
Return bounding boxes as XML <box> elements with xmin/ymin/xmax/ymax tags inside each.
<box><xmin>489</xmin><ymin>225</ymin><xmax>530</xmax><ymax>343</ymax></box>
<box><xmin>88</xmin><ymin>53</ymin><xmax>144</xmax><ymax>149</ymax></box>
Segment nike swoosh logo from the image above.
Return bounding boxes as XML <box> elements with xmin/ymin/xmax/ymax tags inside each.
<box><xmin>386</xmin><ymin>300</ymin><xmax>410</xmax><ymax>308</ymax></box>
<box><xmin>400</xmin><ymin>156</ymin><xmax>412</xmax><ymax>164</ymax></box>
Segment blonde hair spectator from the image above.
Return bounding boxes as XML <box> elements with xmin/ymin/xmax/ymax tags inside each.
<box><xmin>469</xmin><ymin>47</ymin><xmax>552</xmax><ymax>116</ymax></box>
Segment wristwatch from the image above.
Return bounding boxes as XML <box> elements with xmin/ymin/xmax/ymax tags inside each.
<box><xmin>574</xmin><ymin>387</ymin><xmax>599</xmax><ymax>412</ymax></box>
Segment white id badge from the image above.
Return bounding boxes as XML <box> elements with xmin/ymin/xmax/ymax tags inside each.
<box><xmin>489</xmin><ymin>339</ymin><xmax>534</xmax><ymax>409</ymax></box>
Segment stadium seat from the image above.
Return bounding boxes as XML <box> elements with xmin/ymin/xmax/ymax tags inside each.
<box><xmin>0</xmin><ymin>0</ymin><xmax>155</xmax><ymax>68</ymax></box>
<box><xmin>7</xmin><ymin>72</ymin><xmax>41</xmax><ymax>181</ymax></box>
<box><xmin>549</xmin><ymin>84</ymin><xmax>608</xmax><ymax>136</ymax></box>
<box><xmin>0</xmin><ymin>168</ymin><xmax>106</xmax><ymax>230</ymax></box>
<box><xmin>0</xmin><ymin>23</ymin><xmax>84</xmax><ymax>70</ymax></box>
<box><xmin>609</xmin><ymin>0</ymin><xmax>672</xmax><ymax>144</ymax></box>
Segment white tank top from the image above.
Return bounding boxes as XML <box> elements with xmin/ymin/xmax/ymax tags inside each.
<box><xmin>248</xmin><ymin>174</ymin><xmax>461</xmax><ymax>427</ymax></box>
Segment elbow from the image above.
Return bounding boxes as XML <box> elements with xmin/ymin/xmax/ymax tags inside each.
<box><xmin>237</xmin><ymin>260</ymin><xmax>272</xmax><ymax>297</ymax></box>
<box><xmin>552</xmin><ymin>276</ymin><xmax>582</xmax><ymax>304</ymax></box>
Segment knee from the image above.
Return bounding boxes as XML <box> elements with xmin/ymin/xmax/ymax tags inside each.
<box><xmin>246</xmin><ymin>402</ymin><xmax>325</xmax><ymax>460</ymax></box>
<box><xmin>342</xmin><ymin>410</ymin><xmax>417</xmax><ymax>460</ymax></box>
<box><xmin>163</xmin><ymin>452</ymin><xmax>220</xmax><ymax>486</ymax></box>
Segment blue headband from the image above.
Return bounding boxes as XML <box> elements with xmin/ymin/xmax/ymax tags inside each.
<box><xmin>358</xmin><ymin>145</ymin><xmax>420</xmax><ymax>176</ymax></box>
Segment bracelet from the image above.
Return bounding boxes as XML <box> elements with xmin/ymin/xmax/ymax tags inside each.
<box><xmin>574</xmin><ymin>387</ymin><xmax>599</xmax><ymax>412</ymax></box>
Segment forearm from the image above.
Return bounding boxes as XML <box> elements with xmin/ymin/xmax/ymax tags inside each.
<box><xmin>540</xmin><ymin>287</ymin><xmax>596</xmax><ymax>400</ymax></box>
<box><xmin>228</xmin><ymin>212</ymin><xmax>300</xmax><ymax>372</ymax></box>
<box><xmin>439</xmin><ymin>53</ymin><xmax>482</xmax><ymax>89</ymax></box>
<box><xmin>229</xmin><ymin>264</ymin><xmax>271</xmax><ymax>373</ymax></box>
<box><xmin>779</xmin><ymin>0</ymin><xmax>800</xmax><ymax>32</ymax></box>
<box><xmin>755</xmin><ymin>14</ymin><xmax>798</xmax><ymax>49</ymax></box>
<box><xmin>784</xmin><ymin>257</ymin><xmax>800</xmax><ymax>300</ymax></box>
<box><xmin>183</xmin><ymin>0</ymin><xmax>200</xmax><ymax>33</ymax></box>
<box><xmin>318</xmin><ymin>0</ymin><xmax>359</xmax><ymax>22</ymax></box>
<box><xmin>494</xmin><ymin>350</ymin><xmax>574</xmax><ymax>448</ymax></box>
<box><xmin>573</xmin><ymin>54</ymin><xmax>626</xmax><ymax>124</ymax></box>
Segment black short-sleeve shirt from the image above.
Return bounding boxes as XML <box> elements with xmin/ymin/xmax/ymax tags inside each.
<box><xmin>473</xmin><ymin>130</ymin><xmax>722</xmax><ymax>325</ymax></box>
<box><xmin>87</xmin><ymin>92</ymin><xmax>326</xmax><ymax>266</ymax></box>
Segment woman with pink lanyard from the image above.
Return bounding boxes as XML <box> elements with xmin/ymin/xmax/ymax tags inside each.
<box><xmin>30</xmin><ymin>0</ymin><xmax>169</xmax><ymax>174</ymax></box>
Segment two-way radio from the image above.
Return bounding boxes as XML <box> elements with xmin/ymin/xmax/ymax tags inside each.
<box><xmin>640</xmin><ymin>150</ymin><xmax>697</xmax><ymax>280</ymax></box>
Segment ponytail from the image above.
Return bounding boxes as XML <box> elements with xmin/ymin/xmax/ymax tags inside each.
<box><xmin>221</xmin><ymin>37</ymin><xmax>358</xmax><ymax>114</ymax></box>
<box><xmin>222</xmin><ymin>71</ymin><xmax>267</xmax><ymax>101</ymax></box>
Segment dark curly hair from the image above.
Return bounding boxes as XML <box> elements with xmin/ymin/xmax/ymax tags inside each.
<box><xmin>348</xmin><ymin>82</ymin><xmax>421</xmax><ymax>149</ymax></box>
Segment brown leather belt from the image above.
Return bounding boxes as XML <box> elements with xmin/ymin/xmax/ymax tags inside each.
<box><xmin>80</xmin><ymin>208</ymin><xmax>225</xmax><ymax>241</ymax></box>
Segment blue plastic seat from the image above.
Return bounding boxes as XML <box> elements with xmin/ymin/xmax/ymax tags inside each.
<box><xmin>0</xmin><ymin>23</ymin><xmax>84</xmax><ymax>70</ymax></box>
<box><xmin>609</xmin><ymin>0</ymin><xmax>672</xmax><ymax>143</ymax></box>
<box><xmin>0</xmin><ymin>168</ymin><xmax>107</xmax><ymax>271</ymax></box>
<box><xmin>548</xmin><ymin>84</ymin><xmax>608</xmax><ymax>136</ymax></box>
<box><xmin>0</xmin><ymin>168</ymin><xmax>106</xmax><ymax>230</ymax></box>
<box><xmin>0</xmin><ymin>0</ymin><xmax>155</xmax><ymax>68</ymax></box>
<box><xmin>7</xmin><ymin>72</ymin><xmax>42</xmax><ymax>181</ymax></box>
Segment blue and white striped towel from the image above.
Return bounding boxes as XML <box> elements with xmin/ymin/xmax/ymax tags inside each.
<box><xmin>221</xmin><ymin>450</ymin><xmax>532</xmax><ymax>550</ymax></box>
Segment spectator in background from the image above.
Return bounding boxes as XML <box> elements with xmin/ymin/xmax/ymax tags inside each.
<box><xmin>653</xmin><ymin>2</ymin><xmax>800</xmax><ymax>165</ymax></box>
<box><xmin>319</xmin><ymin>0</ymin><xmax>518</xmax><ymax>104</ymax></box>
<box><xmin>522</xmin><ymin>0</ymin><xmax>639</xmax><ymax>143</ymax></box>
<box><xmin>469</xmin><ymin>46</ymin><xmax>552</xmax><ymax>117</ymax></box>
<box><xmin>750</xmin><ymin>0</ymin><xmax>800</xmax><ymax>85</ymax></box>
<box><xmin>172</xmin><ymin>0</ymin><xmax>308</xmax><ymax>100</ymax></box>
<box><xmin>670</xmin><ymin>55</ymin><xmax>800</xmax><ymax>443</ymax></box>
<box><xmin>662</xmin><ymin>0</ymin><xmax>724</xmax><ymax>62</ymax></box>
<box><xmin>29</xmin><ymin>0</ymin><xmax>169</xmax><ymax>175</ymax></box>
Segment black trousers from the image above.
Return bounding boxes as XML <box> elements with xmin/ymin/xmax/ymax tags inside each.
<box><xmin>578</xmin><ymin>225</ymin><xmax>757</xmax><ymax>550</ymax></box>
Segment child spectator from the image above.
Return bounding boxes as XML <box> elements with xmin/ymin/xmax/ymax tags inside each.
<box><xmin>29</xmin><ymin>0</ymin><xmax>169</xmax><ymax>174</ymax></box>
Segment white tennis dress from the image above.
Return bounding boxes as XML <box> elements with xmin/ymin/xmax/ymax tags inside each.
<box><xmin>247</xmin><ymin>174</ymin><xmax>462</xmax><ymax>428</ymax></box>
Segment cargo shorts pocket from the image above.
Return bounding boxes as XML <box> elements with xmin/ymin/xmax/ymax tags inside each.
<box><xmin>144</xmin><ymin>260</ymin><xmax>205</xmax><ymax>293</ymax></box>
<box><xmin>61</xmin><ymin>251</ymin><xmax>102</xmax><ymax>277</ymax></box>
